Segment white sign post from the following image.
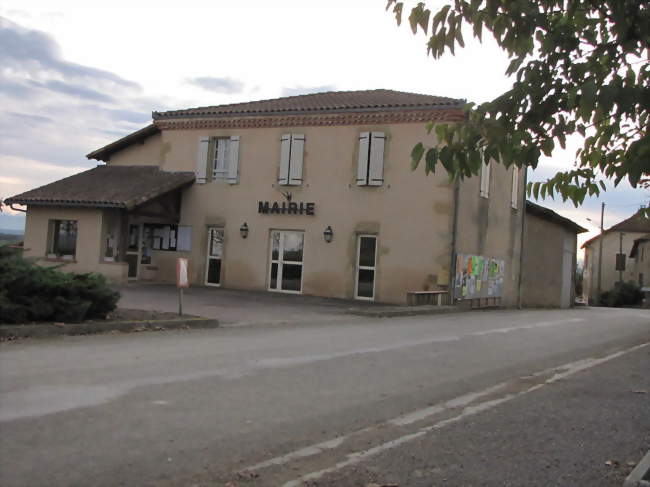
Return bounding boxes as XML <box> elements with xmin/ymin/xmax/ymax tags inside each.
<box><xmin>176</xmin><ymin>257</ymin><xmax>189</xmax><ymax>316</ymax></box>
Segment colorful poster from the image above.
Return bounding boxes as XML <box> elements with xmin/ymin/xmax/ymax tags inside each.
<box><xmin>454</xmin><ymin>254</ymin><xmax>505</xmax><ymax>300</ymax></box>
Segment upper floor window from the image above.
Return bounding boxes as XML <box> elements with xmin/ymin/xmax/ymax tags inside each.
<box><xmin>278</xmin><ymin>133</ymin><xmax>305</xmax><ymax>186</ymax></box>
<box><xmin>479</xmin><ymin>160</ymin><xmax>491</xmax><ymax>198</ymax></box>
<box><xmin>48</xmin><ymin>219</ymin><xmax>77</xmax><ymax>259</ymax></box>
<box><xmin>195</xmin><ymin>136</ymin><xmax>240</xmax><ymax>184</ymax></box>
<box><xmin>356</xmin><ymin>132</ymin><xmax>385</xmax><ymax>186</ymax></box>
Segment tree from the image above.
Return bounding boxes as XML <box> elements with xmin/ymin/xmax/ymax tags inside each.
<box><xmin>389</xmin><ymin>0</ymin><xmax>650</xmax><ymax>205</ymax></box>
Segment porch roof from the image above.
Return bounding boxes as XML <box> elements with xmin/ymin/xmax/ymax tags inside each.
<box><xmin>4</xmin><ymin>165</ymin><xmax>195</xmax><ymax>210</ymax></box>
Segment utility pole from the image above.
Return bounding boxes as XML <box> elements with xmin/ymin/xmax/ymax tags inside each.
<box><xmin>596</xmin><ymin>202</ymin><xmax>605</xmax><ymax>305</ymax></box>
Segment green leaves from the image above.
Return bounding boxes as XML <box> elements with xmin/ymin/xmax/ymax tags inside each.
<box><xmin>411</xmin><ymin>142</ymin><xmax>425</xmax><ymax>170</ymax></box>
<box><xmin>424</xmin><ymin>147</ymin><xmax>438</xmax><ymax>175</ymax></box>
<box><xmin>408</xmin><ymin>2</ymin><xmax>430</xmax><ymax>34</ymax></box>
<box><xmin>394</xmin><ymin>0</ymin><xmax>650</xmax><ymax>205</ymax></box>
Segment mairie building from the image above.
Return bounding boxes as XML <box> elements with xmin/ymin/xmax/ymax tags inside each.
<box><xmin>7</xmin><ymin>89</ymin><xmax>540</xmax><ymax>306</ymax></box>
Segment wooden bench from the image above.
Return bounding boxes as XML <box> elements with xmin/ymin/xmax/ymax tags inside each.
<box><xmin>407</xmin><ymin>290</ymin><xmax>448</xmax><ymax>306</ymax></box>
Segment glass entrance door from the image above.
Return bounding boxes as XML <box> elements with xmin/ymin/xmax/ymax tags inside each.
<box><xmin>205</xmin><ymin>227</ymin><xmax>224</xmax><ymax>286</ymax></box>
<box><xmin>355</xmin><ymin>235</ymin><xmax>377</xmax><ymax>300</ymax></box>
<box><xmin>269</xmin><ymin>231</ymin><xmax>304</xmax><ymax>293</ymax></box>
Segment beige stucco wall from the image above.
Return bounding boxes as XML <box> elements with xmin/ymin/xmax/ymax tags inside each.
<box><xmin>583</xmin><ymin>231</ymin><xmax>644</xmax><ymax>302</ymax></box>
<box><xmin>138</xmin><ymin>123</ymin><xmax>457</xmax><ymax>303</ymax></box>
<box><xmin>107</xmin><ymin>133</ymin><xmax>166</xmax><ymax>166</ymax></box>
<box><xmin>454</xmin><ymin>165</ymin><xmax>525</xmax><ymax>307</ymax></box>
<box><xmin>521</xmin><ymin>213</ymin><xmax>577</xmax><ymax>308</ymax></box>
<box><xmin>631</xmin><ymin>240</ymin><xmax>650</xmax><ymax>288</ymax></box>
<box><xmin>30</xmin><ymin>118</ymin><xmax>522</xmax><ymax>304</ymax></box>
<box><xmin>23</xmin><ymin>206</ymin><xmax>128</xmax><ymax>283</ymax></box>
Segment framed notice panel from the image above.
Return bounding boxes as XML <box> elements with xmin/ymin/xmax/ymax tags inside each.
<box><xmin>454</xmin><ymin>254</ymin><xmax>505</xmax><ymax>299</ymax></box>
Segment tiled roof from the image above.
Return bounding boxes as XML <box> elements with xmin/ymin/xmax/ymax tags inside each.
<box><xmin>153</xmin><ymin>89</ymin><xmax>464</xmax><ymax>120</ymax></box>
<box><xmin>87</xmin><ymin>124</ymin><xmax>160</xmax><ymax>162</ymax></box>
<box><xmin>4</xmin><ymin>166</ymin><xmax>195</xmax><ymax>210</ymax></box>
<box><xmin>581</xmin><ymin>210</ymin><xmax>650</xmax><ymax>248</ymax></box>
<box><xmin>525</xmin><ymin>201</ymin><xmax>588</xmax><ymax>234</ymax></box>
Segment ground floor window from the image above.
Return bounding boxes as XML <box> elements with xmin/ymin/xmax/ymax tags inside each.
<box><xmin>206</xmin><ymin>228</ymin><xmax>224</xmax><ymax>286</ymax></box>
<box><xmin>355</xmin><ymin>234</ymin><xmax>377</xmax><ymax>300</ymax></box>
<box><xmin>48</xmin><ymin>220</ymin><xmax>78</xmax><ymax>259</ymax></box>
<box><xmin>269</xmin><ymin>230</ymin><xmax>304</xmax><ymax>293</ymax></box>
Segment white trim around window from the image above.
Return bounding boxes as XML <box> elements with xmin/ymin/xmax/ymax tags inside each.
<box><xmin>355</xmin><ymin>234</ymin><xmax>377</xmax><ymax>300</ymax></box>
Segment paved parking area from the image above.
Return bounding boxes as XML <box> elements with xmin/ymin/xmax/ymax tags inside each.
<box><xmin>117</xmin><ymin>283</ymin><xmax>378</xmax><ymax>326</ymax></box>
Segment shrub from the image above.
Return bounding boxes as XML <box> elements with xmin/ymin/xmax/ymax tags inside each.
<box><xmin>0</xmin><ymin>245</ymin><xmax>120</xmax><ymax>323</ymax></box>
<box><xmin>600</xmin><ymin>281</ymin><xmax>643</xmax><ymax>307</ymax></box>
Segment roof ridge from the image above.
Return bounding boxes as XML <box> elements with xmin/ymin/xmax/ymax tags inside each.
<box><xmin>153</xmin><ymin>88</ymin><xmax>463</xmax><ymax>118</ymax></box>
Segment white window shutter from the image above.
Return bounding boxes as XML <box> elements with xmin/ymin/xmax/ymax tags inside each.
<box><xmin>480</xmin><ymin>161</ymin><xmax>491</xmax><ymax>198</ymax></box>
<box><xmin>227</xmin><ymin>136</ymin><xmax>240</xmax><ymax>184</ymax></box>
<box><xmin>356</xmin><ymin>132</ymin><xmax>370</xmax><ymax>185</ymax></box>
<box><xmin>289</xmin><ymin>134</ymin><xmax>304</xmax><ymax>185</ymax></box>
<box><xmin>368</xmin><ymin>132</ymin><xmax>385</xmax><ymax>186</ymax></box>
<box><xmin>196</xmin><ymin>137</ymin><xmax>210</xmax><ymax>184</ymax></box>
<box><xmin>278</xmin><ymin>134</ymin><xmax>291</xmax><ymax>185</ymax></box>
<box><xmin>511</xmin><ymin>167</ymin><xmax>519</xmax><ymax>209</ymax></box>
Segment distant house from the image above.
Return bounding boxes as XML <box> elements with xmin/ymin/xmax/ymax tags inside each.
<box><xmin>582</xmin><ymin>210</ymin><xmax>650</xmax><ymax>304</ymax></box>
<box><xmin>521</xmin><ymin>202</ymin><xmax>587</xmax><ymax>308</ymax></box>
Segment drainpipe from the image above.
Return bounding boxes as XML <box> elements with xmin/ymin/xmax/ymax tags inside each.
<box><xmin>516</xmin><ymin>168</ymin><xmax>528</xmax><ymax>309</ymax></box>
<box><xmin>448</xmin><ymin>177</ymin><xmax>461</xmax><ymax>304</ymax></box>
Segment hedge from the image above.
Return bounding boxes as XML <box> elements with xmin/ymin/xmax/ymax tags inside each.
<box><xmin>0</xmin><ymin>245</ymin><xmax>120</xmax><ymax>324</ymax></box>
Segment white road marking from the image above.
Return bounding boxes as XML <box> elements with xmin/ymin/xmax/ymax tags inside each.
<box><xmin>472</xmin><ymin>317</ymin><xmax>585</xmax><ymax>336</ymax></box>
<box><xmin>240</xmin><ymin>319</ymin><xmax>590</xmax><ymax>474</ymax></box>
<box><xmin>273</xmin><ymin>342</ymin><xmax>650</xmax><ymax>487</ymax></box>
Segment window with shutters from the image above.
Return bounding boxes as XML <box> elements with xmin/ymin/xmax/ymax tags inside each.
<box><xmin>356</xmin><ymin>132</ymin><xmax>385</xmax><ymax>186</ymax></box>
<box><xmin>511</xmin><ymin>167</ymin><xmax>519</xmax><ymax>209</ymax></box>
<box><xmin>278</xmin><ymin>134</ymin><xmax>304</xmax><ymax>186</ymax></box>
<box><xmin>195</xmin><ymin>136</ymin><xmax>240</xmax><ymax>184</ymax></box>
<box><xmin>479</xmin><ymin>160</ymin><xmax>491</xmax><ymax>198</ymax></box>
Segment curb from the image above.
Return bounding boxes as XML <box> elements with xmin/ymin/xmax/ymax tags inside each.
<box><xmin>625</xmin><ymin>450</ymin><xmax>650</xmax><ymax>487</ymax></box>
<box><xmin>0</xmin><ymin>317</ymin><xmax>219</xmax><ymax>339</ymax></box>
<box><xmin>347</xmin><ymin>305</ymin><xmax>461</xmax><ymax>318</ymax></box>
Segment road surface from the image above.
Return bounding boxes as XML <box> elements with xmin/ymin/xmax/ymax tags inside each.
<box><xmin>0</xmin><ymin>307</ymin><xmax>648</xmax><ymax>486</ymax></box>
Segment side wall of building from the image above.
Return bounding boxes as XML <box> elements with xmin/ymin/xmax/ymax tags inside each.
<box><xmin>632</xmin><ymin>240</ymin><xmax>650</xmax><ymax>288</ymax></box>
<box><xmin>106</xmin><ymin>133</ymin><xmax>166</xmax><ymax>166</ymax></box>
<box><xmin>454</xmin><ymin>165</ymin><xmax>525</xmax><ymax>307</ymax></box>
<box><xmin>521</xmin><ymin>213</ymin><xmax>577</xmax><ymax>308</ymax></box>
<box><xmin>23</xmin><ymin>206</ymin><xmax>128</xmax><ymax>283</ymax></box>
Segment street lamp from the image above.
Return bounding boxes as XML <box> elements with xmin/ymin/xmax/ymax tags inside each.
<box><xmin>323</xmin><ymin>225</ymin><xmax>333</xmax><ymax>243</ymax></box>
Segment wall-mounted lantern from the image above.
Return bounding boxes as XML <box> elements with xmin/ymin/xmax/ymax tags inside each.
<box><xmin>323</xmin><ymin>225</ymin><xmax>334</xmax><ymax>243</ymax></box>
<box><xmin>240</xmin><ymin>222</ymin><xmax>249</xmax><ymax>239</ymax></box>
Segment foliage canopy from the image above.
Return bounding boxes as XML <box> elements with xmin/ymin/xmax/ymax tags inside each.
<box><xmin>390</xmin><ymin>0</ymin><xmax>650</xmax><ymax>205</ymax></box>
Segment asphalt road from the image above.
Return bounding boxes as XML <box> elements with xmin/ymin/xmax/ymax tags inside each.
<box><xmin>0</xmin><ymin>307</ymin><xmax>648</xmax><ymax>486</ymax></box>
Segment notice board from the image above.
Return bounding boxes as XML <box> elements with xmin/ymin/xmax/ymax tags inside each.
<box><xmin>454</xmin><ymin>254</ymin><xmax>505</xmax><ymax>299</ymax></box>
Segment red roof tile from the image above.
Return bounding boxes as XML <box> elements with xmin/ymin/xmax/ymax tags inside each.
<box><xmin>153</xmin><ymin>89</ymin><xmax>463</xmax><ymax>120</ymax></box>
<box><xmin>4</xmin><ymin>166</ymin><xmax>194</xmax><ymax>209</ymax></box>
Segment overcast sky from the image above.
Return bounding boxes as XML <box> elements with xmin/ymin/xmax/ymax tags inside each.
<box><xmin>1</xmin><ymin>0</ymin><xmax>647</xmax><ymax>245</ymax></box>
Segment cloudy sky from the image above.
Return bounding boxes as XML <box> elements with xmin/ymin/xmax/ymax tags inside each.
<box><xmin>1</xmin><ymin>0</ymin><xmax>647</xmax><ymax>245</ymax></box>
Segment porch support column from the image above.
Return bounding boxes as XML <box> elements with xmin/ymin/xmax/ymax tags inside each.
<box><xmin>117</xmin><ymin>209</ymin><xmax>129</xmax><ymax>262</ymax></box>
